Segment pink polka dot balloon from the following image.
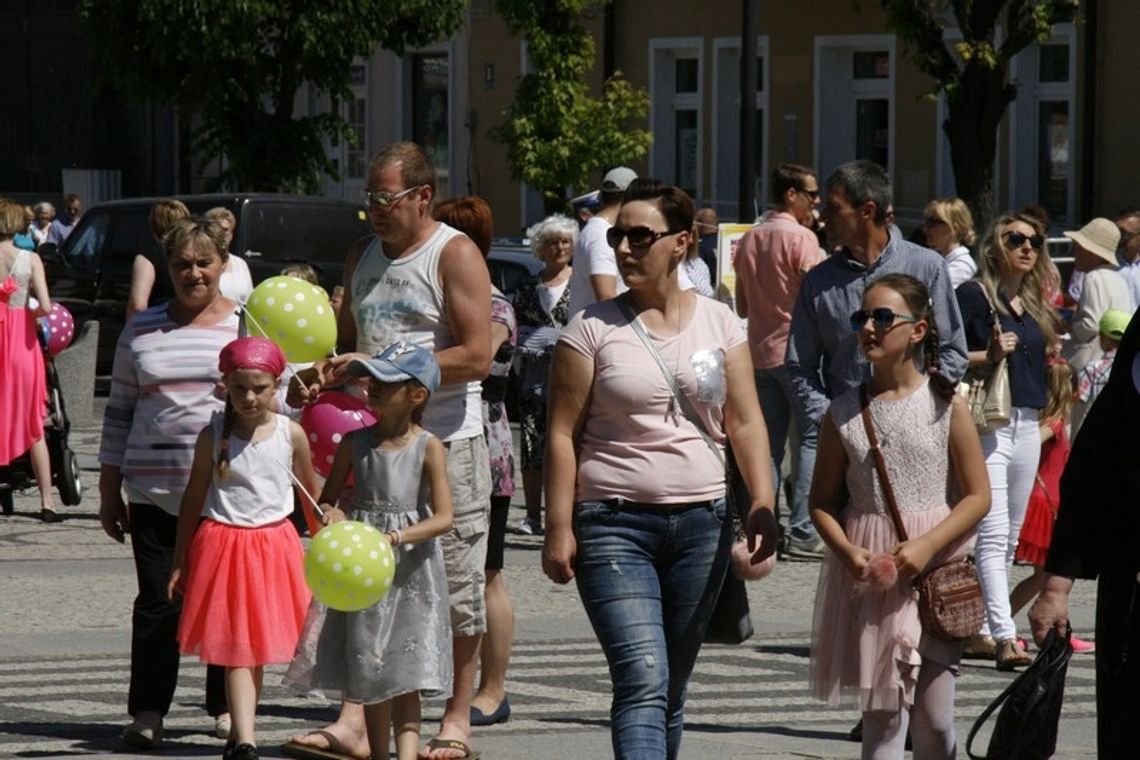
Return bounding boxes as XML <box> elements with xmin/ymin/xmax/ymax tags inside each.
<box><xmin>300</xmin><ymin>391</ymin><xmax>376</xmax><ymax>477</ymax></box>
<box><xmin>42</xmin><ymin>303</ymin><xmax>75</xmax><ymax>356</ymax></box>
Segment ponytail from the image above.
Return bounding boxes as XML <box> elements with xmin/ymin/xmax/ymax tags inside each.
<box><xmin>923</xmin><ymin>325</ymin><xmax>957</xmax><ymax>402</ymax></box>
<box><xmin>215</xmin><ymin>398</ymin><xmax>235</xmax><ymax>478</ymax></box>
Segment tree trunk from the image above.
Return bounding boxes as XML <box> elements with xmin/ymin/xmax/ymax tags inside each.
<box><xmin>945</xmin><ymin>62</ymin><xmax>1012</xmax><ymax>237</ymax></box>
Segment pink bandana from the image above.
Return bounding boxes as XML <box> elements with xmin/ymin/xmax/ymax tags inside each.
<box><xmin>218</xmin><ymin>336</ymin><xmax>287</xmax><ymax>377</ymax></box>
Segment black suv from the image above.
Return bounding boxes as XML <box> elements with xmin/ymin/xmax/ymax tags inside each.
<box><xmin>42</xmin><ymin>194</ymin><xmax>372</xmax><ymax>372</ymax></box>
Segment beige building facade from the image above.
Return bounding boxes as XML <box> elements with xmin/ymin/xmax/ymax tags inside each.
<box><xmin>308</xmin><ymin>1</ymin><xmax>1138</xmax><ymax>236</ymax></box>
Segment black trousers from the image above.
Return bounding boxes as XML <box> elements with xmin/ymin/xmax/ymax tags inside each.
<box><xmin>1095</xmin><ymin>570</ymin><xmax>1140</xmax><ymax>755</ymax></box>
<box><xmin>127</xmin><ymin>503</ymin><xmax>227</xmax><ymax>718</ymax></box>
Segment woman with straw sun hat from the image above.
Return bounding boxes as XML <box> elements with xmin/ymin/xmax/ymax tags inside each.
<box><xmin>1062</xmin><ymin>217</ymin><xmax>1132</xmax><ymax>373</ymax></box>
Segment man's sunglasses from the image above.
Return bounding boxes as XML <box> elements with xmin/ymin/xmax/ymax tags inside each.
<box><xmin>797</xmin><ymin>188</ymin><xmax>820</xmax><ymax>200</ymax></box>
<box><xmin>1004</xmin><ymin>231</ymin><xmax>1044</xmax><ymax>250</ymax></box>
<box><xmin>606</xmin><ymin>226</ymin><xmax>679</xmax><ymax>249</ymax></box>
<box><xmin>362</xmin><ymin>186</ymin><xmax>421</xmax><ymax>208</ymax></box>
<box><xmin>849</xmin><ymin>308</ymin><xmax>920</xmax><ymax>333</ymax></box>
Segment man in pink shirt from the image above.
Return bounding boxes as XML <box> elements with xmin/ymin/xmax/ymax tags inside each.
<box><xmin>735</xmin><ymin>163</ymin><xmax>825</xmax><ymax>559</ymax></box>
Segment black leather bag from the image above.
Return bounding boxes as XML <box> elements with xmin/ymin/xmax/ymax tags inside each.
<box><xmin>703</xmin><ymin>571</ymin><xmax>754</xmax><ymax>644</ymax></box>
<box><xmin>704</xmin><ymin>448</ymin><xmax>754</xmax><ymax>645</ymax></box>
<box><xmin>966</xmin><ymin>628</ymin><xmax>1073</xmax><ymax>760</ymax></box>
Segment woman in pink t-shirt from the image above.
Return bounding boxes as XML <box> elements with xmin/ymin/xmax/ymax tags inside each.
<box><xmin>542</xmin><ymin>181</ymin><xmax>778</xmax><ymax>759</ymax></box>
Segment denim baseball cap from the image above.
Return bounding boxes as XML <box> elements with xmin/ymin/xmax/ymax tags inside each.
<box><xmin>345</xmin><ymin>341</ymin><xmax>440</xmax><ymax>393</ymax></box>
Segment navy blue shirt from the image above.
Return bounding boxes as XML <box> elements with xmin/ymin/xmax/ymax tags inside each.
<box><xmin>956</xmin><ymin>281</ymin><xmax>1047</xmax><ymax>409</ymax></box>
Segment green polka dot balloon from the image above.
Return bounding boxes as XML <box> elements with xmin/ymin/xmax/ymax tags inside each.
<box><xmin>245</xmin><ymin>275</ymin><xmax>337</xmax><ymax>363</ymax></box>
<box><xmin>303</xmin><ymin>521</ymin><xmax>396</xmax><ymax>611</ymax></box>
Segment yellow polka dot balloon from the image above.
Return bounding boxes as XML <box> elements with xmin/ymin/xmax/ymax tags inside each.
<box><xmin>304</xmin><ymin>521</ymin><xmax>396</xmax><ymax>611</ymax></box>
<box><xmin>245</xmin><ymin>275</ymin><xmax>337</xmax><ymax>363</ymax></box>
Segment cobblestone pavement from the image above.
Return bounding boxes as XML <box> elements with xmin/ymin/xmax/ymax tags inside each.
<box><xmin>0</xmin><ymin>406</ymin><xmax>1101</xmax><ymax>758</ymax></box>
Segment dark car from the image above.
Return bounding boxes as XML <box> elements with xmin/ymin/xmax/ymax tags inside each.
<box><xmin>487</xmin><ymin>239</ymin><xmax>541</xmax><ymax>298</ymax></box>
<box><xmin>41</xmin><ymin>194</ymin><xmax>372</xmax><ymax>373</ymax></box>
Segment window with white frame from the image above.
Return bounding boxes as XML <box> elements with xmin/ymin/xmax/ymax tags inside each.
<box><xmin>712</xmin><ymin>38</ymin><xmax>768</xmax><ymax>221</ymax></box>
<box><xmin>1009</xmin><ymin>24</ymin><xmax>1076</xmax><ymax>227</ymax></box>
<box><xmin>650</xmin><ymin>40</ymin><xmax>702</xmax><ymax>198</ymax></box>
<box><xmin>815</xmin><ymin>36</ymin><xmax>895</xmax><ymax>183</ymax></box>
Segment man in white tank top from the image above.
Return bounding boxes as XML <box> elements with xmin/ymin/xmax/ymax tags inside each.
<box><xmin>287</xmin><ymin>142</ymin><xmax>492</xmax><ymax>760</ymax></box>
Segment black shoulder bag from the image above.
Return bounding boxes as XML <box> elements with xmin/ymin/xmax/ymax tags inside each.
<box><xmin>616</xmin><ymin>297</ymin><xmax>754</xmax><ymax>645</ymax></box>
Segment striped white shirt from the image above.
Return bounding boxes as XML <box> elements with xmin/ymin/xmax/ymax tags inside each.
<box><xmin>99</xmin><ymin>305</ymin><xmax>241</xmax><ymax>515</ymax></box>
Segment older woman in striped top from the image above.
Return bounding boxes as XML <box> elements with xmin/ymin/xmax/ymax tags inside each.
<box><xmin>98</xmin><ymin>218</ymin><xmax>237</xmax><ymax>749</ymax></box>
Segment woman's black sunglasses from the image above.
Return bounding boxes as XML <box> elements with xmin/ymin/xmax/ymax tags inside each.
<box><xmin>849</xmin><ymin>308</ymin><xmax>920</xmax><ymax>333</ymax></box>
<box><xmin>606</xmin><ymin>226</ymin><xmax>678</xmax><ymax>249</ymax></box>
<box><xmin>1004</xmin><ymin>231</ymin><xmax>1044</xmax><ymax>250</ymax></box>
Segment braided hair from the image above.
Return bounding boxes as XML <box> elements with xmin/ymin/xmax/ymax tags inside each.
<box><xmin>215</xmin><ymin>399</ymin><xmax>237</xmax><ymax>478</ymax></box>
<box><xmin>871</xmin><ymin>273</ymin><xmax>957</xmax><ymax>401</ymax></box>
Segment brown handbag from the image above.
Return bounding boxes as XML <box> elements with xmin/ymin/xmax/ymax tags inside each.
<box><xmin>859</xmin><ymin>386</ymin><xmax>985</xmax><ymax>641</ymax></box>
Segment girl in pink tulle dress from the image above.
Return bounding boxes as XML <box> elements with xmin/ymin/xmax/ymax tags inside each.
<box><xmin>0</xmin><ymin>201</ymin><xmax>57</xmax><ymax>520</ymax></box>
<box><xmin>809</xmin><ymin>274</ymin><xmax>990</xmax><ymax>758</ymax></box>
<box><xmin>168</xmin><ymin>337</ymin><xmax>321</xmax><ymax>760</ymax></box>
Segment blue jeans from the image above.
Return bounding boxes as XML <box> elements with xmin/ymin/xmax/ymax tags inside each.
<box><xmin>574</xmin><ymin>498</ymin><xmax>732</xmax><ymax>760</ymax></box>
<box><xmin>754</xmin><ymin>365</ymin><xmax>819</xmax><ymax>539</ymax></box>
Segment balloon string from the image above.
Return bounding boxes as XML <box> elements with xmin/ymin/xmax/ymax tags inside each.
<box><xmin>239</xmin><ymin>305</ymin><xmax>266</xmax><ymax>339</ymax></box>
<box><xmin>279</xmin><ymin>461</ymin><xmax>325</xmax><ymax>519</ymax></box>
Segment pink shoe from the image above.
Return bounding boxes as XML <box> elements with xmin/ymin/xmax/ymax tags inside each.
<box><xmin>1070</xmin><ymin>635</ymin><xmax>1096</xmax><ymax>653</ymax></box>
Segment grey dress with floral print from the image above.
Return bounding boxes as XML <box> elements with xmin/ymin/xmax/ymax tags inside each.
<box><xmin>284</xmin><ymin>429</ymin><xmax>452</xmax><ymax>704</ymax></box>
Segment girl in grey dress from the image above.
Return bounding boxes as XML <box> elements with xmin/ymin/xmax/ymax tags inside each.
<box><xmin>284</xmin><ymin>342</ymin><xmax>454</xmax><ymax>760</ymax></box>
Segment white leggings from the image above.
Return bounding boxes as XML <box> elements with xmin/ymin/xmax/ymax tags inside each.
<box><xmin>862</xmin><ymin>659</ymin><xmax>958</xmax><ymax>760</ymax></box>
<box><xmin>976</xmin><ymin>408</ymin><xmax>1041</xmax><ymax>642</ymax></box>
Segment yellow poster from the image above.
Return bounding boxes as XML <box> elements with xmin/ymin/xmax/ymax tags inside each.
<box><xmin>714</xmin><ymin>223</ymin><xmax>756</xmax><ymax>309</ymax></box>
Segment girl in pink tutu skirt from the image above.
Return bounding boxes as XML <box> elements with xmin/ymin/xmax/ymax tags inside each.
<box><xmin>809</xmin><ymin>274</ymin><xmax>990</xmax><ymax>759</ymax></box>
<box><xmin>169</xmin><ymin>337</ymin><xmax>320</xmax><ymax>760</ymax></box>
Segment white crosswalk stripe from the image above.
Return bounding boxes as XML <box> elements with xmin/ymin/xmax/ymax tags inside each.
<box><xmin>0</xmin><ymin>634</ymin><xmax>1098</xmax><ymax>755</ymax></box>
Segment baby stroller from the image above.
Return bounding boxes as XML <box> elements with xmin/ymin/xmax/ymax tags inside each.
<box><xmin>0</xmin><ymin>323</ymin><xmax>83</xmax><ymax>515</ymax></box>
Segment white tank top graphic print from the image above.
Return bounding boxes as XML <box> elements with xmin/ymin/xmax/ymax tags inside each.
<box><xmin>350</xmin><ymin>222</ymin><xmax>482</xmax><ymax>441</ymax></box>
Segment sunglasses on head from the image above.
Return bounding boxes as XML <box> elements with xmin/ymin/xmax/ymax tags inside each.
<box><xmin>605</xmin><ymin>226</ymin><xmax>678</xmax><ymax>249</ymax></box>
<box><xmin>1004</xmin><ymin>231</ymin><xmax>1044</xmax><ymax>250</ymax></box>
<box><xmin>849</xmin><ymin>307</ymin><xmax>920</xmax><ymax>333</ymax></box>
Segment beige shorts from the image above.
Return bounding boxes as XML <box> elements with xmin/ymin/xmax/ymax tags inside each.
<box><xmin>440</xmin><ymin>434</ymin><xmax>492</xmax><ymax>636</ymax></box>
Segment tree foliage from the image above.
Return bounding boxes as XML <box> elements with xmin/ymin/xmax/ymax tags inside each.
<box><xmin>491</xmin><ymin>0</ymin><xmax>652</xmax><ymax>215</ymax></box>
<box><xmin>79</xmin><ymin>0</ymin><xmax>467</xmax><ymax>193</ymax></box>
<box><xmin>879</xmin><ymin>0</ymin><xmax>1080</xmax><ymax>230</ymax></box>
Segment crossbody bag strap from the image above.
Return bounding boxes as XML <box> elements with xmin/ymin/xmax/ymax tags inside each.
<box><xmin>616</xmin><ymin>296</ymin><xmax>725</xmax><ymax>469</ymax></box>
<box><xmin>858</xmin><ymin>385</ymin><xmax>910</xmax><ymax>544</ymax></box>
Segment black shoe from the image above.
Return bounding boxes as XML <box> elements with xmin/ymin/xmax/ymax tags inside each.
<box><xmin>231</xmin><ymin>743</ymin><xmax>258</xmax><ymax>760</ymax></box>
<box><xmin>222</xmin><ymin>740</ymin><xmax>236</xmax><ymax>760</ymax></box>
<box><xmin>470</xmin><ymin>696</ymin><xmax>511</xmax><ymax>726</ymax></box>
<box><xmin>40</xmin><ymin>508</ymin><xmax>63</xmax><ymax>523</ymax></box>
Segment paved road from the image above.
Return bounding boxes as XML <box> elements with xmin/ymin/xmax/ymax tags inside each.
<box><xmin>0</xmin><ymin>410</ymin><xmax>1101</xmax><ymax>758</ymax></box>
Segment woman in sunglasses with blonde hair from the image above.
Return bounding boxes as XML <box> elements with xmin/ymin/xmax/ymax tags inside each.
<box><xmin>955</xmin><ymin>212</ymin><xmax>1057</xmax><ymax>670</ymax></box>
<box><xmin>922</xmin><ymin>197</ymin><xmax>977</xmax><ymax>289</ymax></box>
<box><xmin>542</xmin><ymin>180</ymin><xmax>777</xmax><ymax>759</ymax></box>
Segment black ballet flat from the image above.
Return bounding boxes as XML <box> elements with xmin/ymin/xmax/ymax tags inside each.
<box><xmin>40</xmin><ymin>509</ymin><xmax>63</xmax><ymax>523</ymax></box>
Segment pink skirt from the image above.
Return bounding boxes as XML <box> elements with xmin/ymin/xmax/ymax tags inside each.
<box><xmin>811</xmin><ymin>506</ymin><xmax>971</xmax><ymax>711</ymax></box>
<box><xmin>178</xmin><ymin>518</ymin><xmax>311</xmax><ymax>667</ymax></box>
